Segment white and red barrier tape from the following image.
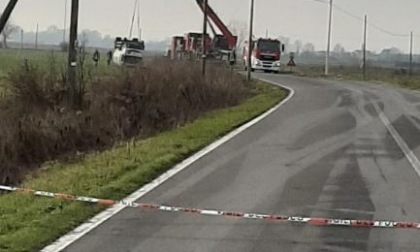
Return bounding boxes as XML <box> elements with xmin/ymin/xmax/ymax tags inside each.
<box><xmin>1</xmin><ymin>185</ymin><xmax>419</xmax><ymax>229</ymax></box>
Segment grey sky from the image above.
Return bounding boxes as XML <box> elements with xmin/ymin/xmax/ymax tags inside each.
<box><xmin>1</xmin><ymin>0</ymin><xmax>419</xmax><ymax>53</ymax></box>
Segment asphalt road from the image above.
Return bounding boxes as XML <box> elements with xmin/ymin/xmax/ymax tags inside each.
<box><xmin>64</xmin><ymin>74</ymin><xmax>420</xmax><ymax>252</ymax></box>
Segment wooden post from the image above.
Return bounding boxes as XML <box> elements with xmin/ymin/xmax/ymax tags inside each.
<box><xmin>68</xmin><ymin>0</ymin><xmax>79</xmax><ymax>105</ymax></box>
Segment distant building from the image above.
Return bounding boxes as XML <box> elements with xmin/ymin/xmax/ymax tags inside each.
<box><xmin>351</xmin><ymin>50</ymin><xmax>375</xmax><ymax>59</ymax></box>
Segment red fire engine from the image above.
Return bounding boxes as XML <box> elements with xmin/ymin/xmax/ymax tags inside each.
<box><xmin>243</xmin><ymin>38</ymin><xmax>285</xmax><ymax>73</ymax></box>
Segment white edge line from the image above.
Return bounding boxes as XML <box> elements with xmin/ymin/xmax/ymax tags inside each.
<box><xmin>41</xmin><ymin>78</ymin><xmax>295</xmax><ymax>252</ymax></box>
<box><xmin>377</xmin><ymin>111</ymin><xmax>420</xmax><ymax>179</ymax></box>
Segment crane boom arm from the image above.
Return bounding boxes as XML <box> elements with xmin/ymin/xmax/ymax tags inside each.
<box><xmin>0</xmin><ymin>0</ymin><xmax>19</xmax><ymax>34</ymax></box>
<box><xmin>195</xmin><ymin>0</ymin><xmax>237</xmax><ymax>49</ymax></box>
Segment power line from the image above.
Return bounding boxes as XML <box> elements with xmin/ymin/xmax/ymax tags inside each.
<box><xmin>334</xmin><ymin>4</ymin><xmax>410</xmax><ymax>37</ymax></box>
<box><xmin>332</xmin><ymin>4</ymin><xmax>363</xmax><ymax>22</ymax></box>
<box><xmin>368</xmin><ymin>22</ymin><xmax>409</xmax><ymax>37</ymax></box>
<box><xmin>312</xmin><ymin>0</ymin><xmax>412</xmax><ymax>38</ymax></box>
<box><xmin>320</xmin><ymin>0</ymin><xmax>419</xmax><ymax>39</ymax></box>
<box><xmin>332</xmin><ymin>4</ymin><xmax>409</xmax><ymax>37</ymax></box>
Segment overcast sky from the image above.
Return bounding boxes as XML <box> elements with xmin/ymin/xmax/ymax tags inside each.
<box><xmin>1</xmin><ymin>0</ymin><xmax>419</xmax><ymax>53</ymax></box>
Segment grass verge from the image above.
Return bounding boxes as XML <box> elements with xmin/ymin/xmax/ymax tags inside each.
<box><xmin>0</xmin><ymin>81</ymin><xmax>287</xmax><ymax>252</ymax></box>
<box><xmin>295</xmin><ymin>65</ymin><xmax>420</xmax><ymax>90</ymax></box>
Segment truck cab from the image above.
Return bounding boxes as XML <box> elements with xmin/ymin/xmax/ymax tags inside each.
<box><xmin>243</xmin><ymin>38</ymin><xmax>285</xmax><ymax>73</ymax></box>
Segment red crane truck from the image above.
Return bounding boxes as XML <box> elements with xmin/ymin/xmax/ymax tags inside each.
<box><xmin>168</xmin><ymin>0</ymin><xmax>237</xmax><ymax>61</ymax></box>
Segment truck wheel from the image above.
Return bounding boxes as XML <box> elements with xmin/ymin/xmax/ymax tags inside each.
<box><xmin>251</xmin><ymin>68</ymin><xmax>255</xmax><ymax>72</ymax></box>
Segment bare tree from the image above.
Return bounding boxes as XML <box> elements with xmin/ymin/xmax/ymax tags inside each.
<box><xmin>303</xmin><ymin>42</ymin><xmax>315</xmax><ymax>53</ymax></box>
<box><xmin>0</xmin><ymin>16</ymin><xmax>19</xmax><ymax>48</ymax></box>
<box><xmin>294</xmin><ymin>40</ymin><xmax>303</xmax><ymax>55</ymax></box>
<box><xmin>228</xmin><ymin>20</ymin><xmax>247</xmax><ymax>52</ymax></box>
<box><xmin>333</xmin><ymin>43</ymin><xmax>345</xmax><ymax>55</ymax></box>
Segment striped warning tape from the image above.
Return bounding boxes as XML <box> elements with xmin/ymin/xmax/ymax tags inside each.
<box><xmin>1</xmin><ymin>185</ymin><xmax>419</xmax><ymax>229</ymax></box>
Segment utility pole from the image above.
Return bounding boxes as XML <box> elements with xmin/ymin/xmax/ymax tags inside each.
<box><xmin>362</xmin><ymin>15</ymin><xmax>367</xmax><ymax>80</ymax></box>
<box><xmin>68</xmin><ymin>0</ymin><xmax>79</xmax><ymax>105</ymax></box>
<box><xmin>137</xmin><ymin>0</ymin><xmax>141</xmax><ymax>39</ymax></box>
<box><xmin>35</xmin><ymin>23</ymin><xmax>38</xmax><ymax>50</ymax></box>
<box><xmin>63</xmin><ymin>0</ymin><xmax>68</xmax><ymax>42</ymax></box>
<box><xmin>201</xmin><ymin>0</ymin><xmax>208</xmax><ymax>76</ymax></box>
<box><xmin>247</xmin><ymin>0</ymin><xmax>255</xmax><ymax>82</ymax></box>
<box><xmin>409</xmin><ymin>31</ymin><xmax>413</xmax><ymax>76</ymax></box>
<box><xmin>0</xmin><ymin>0</ymin><xmax>19</xmax><ymax>34</ymax></box>
<box><xmin>266</xmin><ymin>29</ymin><xmax>268</xmax><ymax>38</ymax></box>
<box><xmin>325</xmin><ymin>0</ymin><xmax>333</xmax><ymax>76</ymax></box>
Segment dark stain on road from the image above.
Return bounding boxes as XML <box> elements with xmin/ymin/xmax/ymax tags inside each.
<box><xmin>377</xmin><ymin>102</ymin><xmax>385</xmax><ymax>111</ymax></box>
<box><xmin>320</xmin><ymin>153</ymin><xmax>374</xmax><ymax>251</ymax></box>
<box><xmin>277</xmin><ymin>146</ymin><xmax>349</xmax><ymax>216</ymax></box>
<box><xmin>364</xmin><ymin>104</ymin><xmax>378</xmax><ymax>117</ymax></box>
<box><xmin>247</xmin><ymin>147</ymin><xmax>349</xmax><ymax>251</ymax></box>
<box><xmin>338</xmin><ymin>92</ymin><xmax>353</xmax><ymax>107</ymax></box>
<box><xmin>384</xmin><ymin>131</ymin><xmax>405</xmax><ymax>160</ymax></box>
<box><xmin>400</xmin><ymin>93</ymin><xmax>420</xmax><ymax>103</ymax></box>
<box><xmin>363</xmin><ymin>93</ymin><xmax>372</xmax><ymax>102</ymax></box>
<box><xmin>292</xmin><ymin>112</ymin><xmax>357</xmax><ymax>149</ymax></box>
<box><xmin>363</xmin><ymin>90</ymin><xmax>380</xmax><ymax>101</ymax></box>
<box><xmin>391</xmin><ymin>115</ymin><xmax>420</xmax><ymax>151</ymax></box>
<box><xmin>410</xmin><ymin>115</ymin><xmax>420</xmax><ymax>126</ymax></box>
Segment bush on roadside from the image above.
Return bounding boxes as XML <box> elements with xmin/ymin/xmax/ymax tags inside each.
<box><xmin>0</xmin><ymin>59</ymin><xmax>250</xmax><ymax>184</ymax></box>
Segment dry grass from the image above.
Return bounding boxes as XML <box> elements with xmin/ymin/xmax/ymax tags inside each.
<box><xmin>0</xmin><ymin>59</ymin><xmax>250</xmax><ymax>184</ymax></box>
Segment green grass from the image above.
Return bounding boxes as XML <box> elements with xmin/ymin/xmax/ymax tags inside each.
<box><xmin>0</xmin><ymin>49</ymin><xmax>65</xmax><ymax>90</ymax></box>
<box><xmin>0</xmin><ymin>48</ymin><xmax>64</xmax><ymax>73</ymax></box>
<box><xmin>0</xmin><ymin>81</ymin><xmax>287</xmax><ymax>252</ymax></box>
<box><xmin>295</xmin><ymin>65</ymin><xmax>420</xmax><ymax>90</ymax></box>
<box><xmin>0</xmin><ymin>48</ymin><xmax>117</xmax><ymax>88</ymax></box>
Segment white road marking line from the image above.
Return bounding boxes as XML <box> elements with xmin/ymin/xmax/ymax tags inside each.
<box><xmin>377</xmin><ymin>109</ymin><xmax>420</xmax><ymax>180</ymax></box>
<box><xmin>41</xmin><ymin>78</ymin><xmax>295</xmax><ymax>252</ymax></box>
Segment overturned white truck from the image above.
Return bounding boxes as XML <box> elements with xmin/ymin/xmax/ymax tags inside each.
<box><xmin>112</xmin><ymin>37</ymin><xmax>145</xmax><ymax>66</ymax></box>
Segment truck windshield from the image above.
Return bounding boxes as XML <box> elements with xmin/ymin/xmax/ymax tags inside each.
<box><xmin>257</xmin><ymin>40</ymin><xmax>280</xmax><ymax>52</ymax></box>
<box><xmin>127</xmin><ymin>41</ymin><xmax>145</xmax><ymax>50</ymax></box>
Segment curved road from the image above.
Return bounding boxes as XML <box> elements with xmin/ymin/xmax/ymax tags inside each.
<box><xmin>64</xmin><ymin>74</ymin><xmax>420</xmax><ymax>252</ymax></box>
